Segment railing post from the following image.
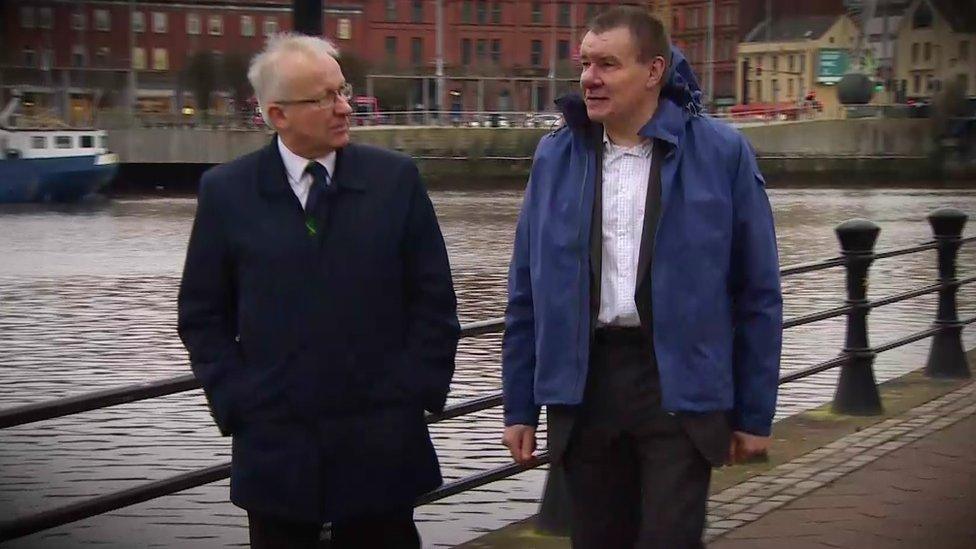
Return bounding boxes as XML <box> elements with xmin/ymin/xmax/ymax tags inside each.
<box><xmin>536</xmin><ymin>463</ymin><xmax>571</xmax><ymax>536</ymax></box>
<box><xmin>833</xmin><ymin>219</ymin><xmax>883</xmax><ymax>415</ymax></box>
<box><xmin>925</xmin><ymin>208</ymin><xmax>971</xmax><ymax>379</ymax></box>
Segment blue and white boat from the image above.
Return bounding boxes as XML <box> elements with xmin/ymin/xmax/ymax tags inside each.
<box><xmin>0</xmin><ymin>95</ymin><xmax>118</xmax><ymax>203</ymax></box>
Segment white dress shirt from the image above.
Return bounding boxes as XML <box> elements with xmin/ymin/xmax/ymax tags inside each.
<box><xmin>597</xmin><ymin>132</ymin><xmax>654</xmax><ymax>327</ymax></box>
<box><xmin>277</xmin><ymin>139</ymin><xmax>337</xmax><ymax>210</ymax></box>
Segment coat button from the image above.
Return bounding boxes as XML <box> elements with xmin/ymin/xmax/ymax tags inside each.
<box><xmin>234</xmin><ymin>334</ymin><xmax>241</xmax><ymax>342</ymax></box>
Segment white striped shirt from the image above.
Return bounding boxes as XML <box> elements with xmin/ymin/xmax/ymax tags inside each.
<box><xmin>597</xmin><ymin>132</ymin><xmax>653</xmax><ymax>327</ymax></box>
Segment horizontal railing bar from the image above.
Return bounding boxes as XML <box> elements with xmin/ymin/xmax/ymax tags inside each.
<box><xmin>783</xmin><ymin>305</ymin><xmax>853</xmax><ymax>329</ymax></box>
<box><xmin>425</xmin><ymin>393</ymin><xmax>503</xmax><ymax>424</ymax></box>
<box><xmin>780</xmin><ymin>257</ymin><xmax>845</xmax><ymax>276</ymax></box>
<box><xmin>415</xmin><ymin>453</ymin><xmax>551</xmax><ymax>506</ymax></box>
<box><xmin>0</xmin><ymin>463</ymin><xmax>230</xmax><ymax>542</ymax></box>
<box><xmin>0</xmin><ymin>318</ymin><xmax>509</xmax><ymax>430</ymax></box>
<box><xmin>778</xmin><ymin>236</ymin><xmax>974</xmax><ymax>279</ymax></box>
<box><xmin>872</xmin><ymin>241</ymin><xmax>938</xmax><ymax>260</ymax></box>
<box><xmin>778</xmin><ymin>356</ymin><xmax>848</xmax><ymax>384</ymax></box>
<box><xmin>460</xmin><ymin>317</ymin><xmax>505</xmax><ymax>337</ymax></box>
<box><xmin>873</xmin><ymin>326</ymin><xmax>943</xmax><ymax>354</ymax></box>
<box><xmin>0</xmin><ymin>374</ymin><xmax>199</xmax><ymax>430</ymax></box>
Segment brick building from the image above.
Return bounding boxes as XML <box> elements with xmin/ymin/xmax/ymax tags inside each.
<box><xmin>0</xmin><ymin>0</ymin><xmax>856</xmax><ymax>120</ymax></box>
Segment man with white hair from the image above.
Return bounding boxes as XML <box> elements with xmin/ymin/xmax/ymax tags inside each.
<box><xmin>178</xmin><ymin>34</ymin><xmax>460</xmax><ymax>548</ymax></box>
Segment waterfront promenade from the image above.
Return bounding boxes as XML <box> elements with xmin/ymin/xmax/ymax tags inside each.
<box><xmin>461</xmin><ymin>356</ymin><xmax>976</xmax><ymax>548</ymax></box>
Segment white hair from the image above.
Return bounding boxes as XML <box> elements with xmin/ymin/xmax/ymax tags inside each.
<box><xmin>247</xmin><ymin>33</ymin><xmax>339</xmax><ymax>128</ymax></box>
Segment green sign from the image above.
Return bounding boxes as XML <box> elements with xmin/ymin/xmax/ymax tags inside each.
<box><xmin>818</xmin><ymin>48</ymin><xmax>849</xmax><ymax>84</ymax></box>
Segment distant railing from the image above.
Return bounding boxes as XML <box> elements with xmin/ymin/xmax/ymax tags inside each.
<box><xmin>0</xmin><ymin>208</ymin><xmax>973</xmax><ymax>542</ymax></box>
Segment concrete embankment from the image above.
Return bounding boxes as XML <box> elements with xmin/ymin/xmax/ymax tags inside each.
<box><xmin>108</xmin><ymin>118</ymin><xmax>971</xmax><ymax>191</ymax></box>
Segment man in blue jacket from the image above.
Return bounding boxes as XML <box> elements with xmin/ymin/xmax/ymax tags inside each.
<box><xmin>501</xmin><ymin>7</ymin><xmax>782</xmax><ymax>548</ymax></box>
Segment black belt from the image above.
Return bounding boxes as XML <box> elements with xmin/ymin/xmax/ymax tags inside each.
<box><xmin>593</xmin><ymin>325</ymin><xmax>644</xmax><ymax>345</ymax></box>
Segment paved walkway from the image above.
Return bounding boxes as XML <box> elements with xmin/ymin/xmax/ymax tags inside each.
<box><xmin>707</xmin><ymin>380</ymin><xmax>976</xmax><ymax>548</ymax></box>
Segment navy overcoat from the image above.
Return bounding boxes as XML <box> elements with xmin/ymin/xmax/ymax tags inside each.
<box><xmin>178</xmin><ymin>137</ymin><xmax>460</xmax><ymax>522</ymax></box>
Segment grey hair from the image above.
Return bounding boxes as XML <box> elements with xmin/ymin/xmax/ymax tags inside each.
<box><xmin>247</xmin><ymin>33</ymin><xmax>339</xmax><ymax>128</ymax></box>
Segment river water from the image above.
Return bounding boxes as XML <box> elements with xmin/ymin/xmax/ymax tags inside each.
<box><xmin>1</xmin><ymin>185</ymin><xmax>975</xmax><ymax>548</ymax></box>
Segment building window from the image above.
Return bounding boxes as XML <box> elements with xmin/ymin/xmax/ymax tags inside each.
<box><xmin>132</xmin><ymin>12</ymin><xmax>145</xmax><ymax>33</ymax></box>
<box><xmin>72</xmin><ymin>12</ymin><xmax>86</xmax><ymax>31</ymax></box>
<box><xmin>23</xmin><ymin>47</ymin><xmax>36</xmax><ymax>67</ymax></box>
<box><xmin>208</xmin><ymin>15</ymin><xmax>223</xmax><ymax>35</ymax></box>
<box><xmin>94</xmin><ymin>9</ymin><xmax>110</xmax><ymax>31</ymax></box>
<box><xmin>788</xmin><ymin>54</ymin><xmax>795</xmax><ymax>72</ymax></box>
<box><xmin>39</xmin><ymin>7</ymin><xmax>53</xmax><ymax>29</ymax></box>
<box><xmin>772</xmin><ymin>55</ymin><xmax>779</xmax><ymax>72</ymax></box>
<box><xmin>337</xmin><ymin>18</ymin><xmax>351</xmax><ymax>40</ymax></box>
<box><xmin>241</xmin><ymin>16</ymin><xmax>255</xmax><ymax>37</ymax></box>
<box><xmin>461</xmin><ymin>39</ymin><xmax>472</xmax><ymax>65</ymax></box>
<box><xmin>152</xmin><ymin>12</ymin><xmax>168</xmax><ymax>33</ymax></box>
<box><xmin>461</xmin><ymin>1</ymin><xmax>472</xmax><ymax>24</ymax></box>
<box><xmin>133</xmin><ymin>47</ymin><xmax>147</xmax><ymax>70</ymax></box>
<box><xmin>755</xmin><ymin>80</ymin><xmax>762</xmax><ymax>102</ymax></box>
<box><xmin>913</xmin><ymin>73</ymin><xmax>920</xmax><ymax>93</ymax></box>
<box><xmin>961</xmin><ymin>41</ymin><xmax>970</xmax><ymax>62</ymax></box>
<box><xmin>41</xmin><ymin>49</ymin><xmax>53</xmax><ymax>70</ymax></box>
<box><xmin>71</xmin><ymin>45</ymin><xmax>87</xmax><ymax>67</ymax></box>
<box><xmin>386</xmin><ymin>0</ymin><xmax>397</xmax><ymax>22</ymax></box>
<box><xmin>187</xmin><ymin>14</ymin><xmax>201</xmax><ymax>35</ymax></box>
<box><xmin>412</xmin><ymin>0</ymin><xmax>423</xmax><ymax>23</ymax></box>
<box><xmin>957</xmin><ymin>73</ymin><xmax>969</xmax><ymax>94</ymax></box>
<box><xmin>32</xmin><ymin>136</ymin><xmax>47</xmax><ymax>149</ymax></box>
<box><xmin>264</xmin><ymin>17</ymin><xmax>278</xmax><ymax>36</ymax></box>
<box><xmin>687</xmin><ymin>7</ymin><xmax>698</xmax><ymax>29</ymax></box>
<box><xmin>531</xmin><ymin>39</ymin><xmax>543</xmax><ymax>66</ymax></box>
<box><xmin>912</xmin><ymin>42</ymin><xmax>919</xmax><ymax>63</ymax></box>
<box><xmin>20</xmin><ymin>6</ymin><xmax>34</xmax><ymax>29</ymax></box>
<box><xmin>476</xmin><ymin>39</ymin><xmax>487</xmax><ymax>61</ymax></box>
<box><xmin>558</xmin><ymin>39</ymin><xmax>570</xmax><ymax>60</ymax></box>
<box><xmin>491</xmin><ymin>39</ymin><xmax>501</xmax><ymax>63</ymax></box>
<box><xmin>725</xmin><ymin>4</ymin><xmax>735</xmax><ymax>25</ymax></box>
<box><xmin>558</xmin><ymin>3</ymin><xmax>570</xmax><ymax>26</ymax></box>
<box><xmin>153</xmin><ymin>48</ymin><xmax>168</xmax><ymax>70</ymax></box>
<box><xmin>799</xmin><ymin>53</ymin><xmax>805</xmax><ymax>73</ymax></box>
<box><xmin>95</xmin><ymin>47</ymin><xmax>110</xmax><ymax>66</ymax></box>
<box><xmin>385</xmin><ymin>36</ymin><xmax>397</xmax><ymax>61</ymax></box>
<box><xmin>531</xmin><ymin>2</ymin><xmax>542</xmax><ymax>24</ymax></box>
<box><xmin>788</xmin><ymin>78</ymin><xmax>794</xmax><ymax>97</ymax></box>
<box><xmin>55</xmin><ymin>136</ymin><xmax>73</xmax><ymax>149</ymax></box>
<box><xmin>924</xmin><ymin>42</ymin><xmax>931</xmax><ymax>62</ymax></box>
<box><xmin>411</xmin><ymin>37</ymin><xmax>423</xmax><ymax>65</ymax></box>
<box><xmin>477</xmin><ymin>1</ymin><xmax>488</xmax><ymax>24</ymax></box>
<box><xmin>492</xmin><ymin>2</ymin><xmax>502</xmax><ymax>24</ymax></box>
<box><xmin>81</xmin><ymin>135</ymin><xmax>94</xmax><ymax>148</ymax></box>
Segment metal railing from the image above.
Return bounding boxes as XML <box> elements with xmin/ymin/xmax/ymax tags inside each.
<box><xmin>0</xmin><ymin>208</ymin><xmax>973</xmax><ymax>542</ymax></box>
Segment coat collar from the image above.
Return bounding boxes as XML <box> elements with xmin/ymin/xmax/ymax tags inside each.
<box><xmin>258</xmin><ymin>135</ymin><xmax>366</xmax><ymax>198</ymax></box>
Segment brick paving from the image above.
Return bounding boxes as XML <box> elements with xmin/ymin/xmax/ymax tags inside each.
<box><xmin>707</xmin><ymin>381</ymin><xmax>976</xmax><ymax>548</ymax></box>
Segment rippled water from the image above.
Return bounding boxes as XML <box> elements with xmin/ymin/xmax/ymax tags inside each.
<box><xmin>1</xmin><ymin>187</ymin><xmax>976</xmax><ymax>548</ymax></box>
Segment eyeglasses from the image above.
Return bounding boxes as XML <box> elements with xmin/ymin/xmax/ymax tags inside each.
<box><xmin>276</xmin><ymin>83</ymin><xmax>353</xmax><ymax>110</ymax></box>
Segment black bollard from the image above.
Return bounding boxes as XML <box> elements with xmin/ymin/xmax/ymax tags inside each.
<box><xmin>832</xmin><ymin>219</ymin><xmax>884</xmax><ymax>415</ymax></box>
<box><xmin>536</xmin><ymin>463</ymin><xmax>571</xmax><ymax>536</ymax></box>
<box><xmin>925</xmin><ymin>208</ymin><xmax>972</xmax><ymax>379</ymax></box>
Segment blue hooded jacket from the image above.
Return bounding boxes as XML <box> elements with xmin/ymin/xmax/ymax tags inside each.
<box><xmin>501</xmin><ymin>47</ymin><xmax>783</xmax><ymax>436</ymax></box>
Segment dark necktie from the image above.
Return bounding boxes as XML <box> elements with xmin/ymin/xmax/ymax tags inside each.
<box><xmin>304</xmin><ymin>161</ymin><xmax>331</xmax><ymax>236</ymax></box>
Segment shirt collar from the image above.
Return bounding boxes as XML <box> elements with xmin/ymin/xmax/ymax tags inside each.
<box><xmin>277</xmin><ymin>138</ymin><xmax>338</xmax><ymax>185</ymax></box>
<box><xmin>603</xmin><ymin>128</ymin><xmax>653</xmax><ymax>159</ymax></box>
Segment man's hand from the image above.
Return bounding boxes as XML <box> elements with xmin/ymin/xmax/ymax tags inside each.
<box><xmin>728</xmin><ymin>431</ymin><xmax>770</xmax><ymax>465</ymax></box>
<box><xmin>502</xmin><ymin>425</ymin><xmax>537</xmax><ymax>465</ymax></box>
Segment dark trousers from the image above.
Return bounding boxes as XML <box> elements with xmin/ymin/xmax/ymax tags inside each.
<box><xmin>560</xmin><ymin>329</ymin><xmax>712</xmax><ymax>549</ymax></box>
<box><xmin>248</xmin><ymin>508</ymin><xmax>420</xmax><ymax>549</ymax></box>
